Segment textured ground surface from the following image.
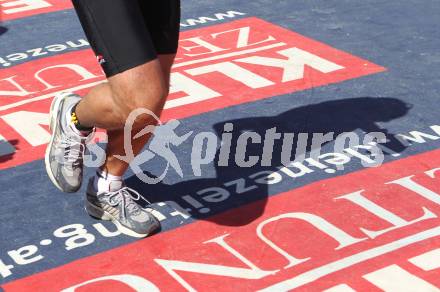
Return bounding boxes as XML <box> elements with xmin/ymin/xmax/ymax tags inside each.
<box><xmin>0</xmin><ymin>1</ymin><xmax>439</xmax><ymax>291</ymax></box>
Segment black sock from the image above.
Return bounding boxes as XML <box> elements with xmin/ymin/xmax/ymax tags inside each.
<box><xmin>70</xmin><ymin>104</ymin><xmax>94</xmax><ymax>132</ymax></box>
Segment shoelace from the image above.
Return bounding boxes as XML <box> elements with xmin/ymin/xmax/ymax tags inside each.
<box><xmin>107</xmin><ymin>187</ymin><xmax>152</xmax><ymax>220</ymax></box>
<box><xmin>61</xmin><ymin>135</ymin><xmax>86</xmax><ymax>168</ymax></box>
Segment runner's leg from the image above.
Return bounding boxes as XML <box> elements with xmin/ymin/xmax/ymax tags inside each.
<box><xmin>101</xmin><ymin>54</ymin><xmax>176</xmax><ymax>176</ymax></box>
<box><xmin>73</xmin><ymin>59</ymin><xmax>168</xmax><ymax>130</ymax></box>
<box><xmin>54</xmin><ymin>0</ymin><xmax>180</xmax><ymax>237</ymax></box>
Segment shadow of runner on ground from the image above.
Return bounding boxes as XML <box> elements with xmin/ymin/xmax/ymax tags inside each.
<box><xmin>126</xmin><ymin>97</ymin><xmax>412</xmax><ymax>228</ymax></box>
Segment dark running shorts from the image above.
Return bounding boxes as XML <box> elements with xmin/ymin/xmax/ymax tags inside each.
<box><xmin>72</xmin><ymin>0</ymin><xmax>180</xmax><ymax>77</ymax></box>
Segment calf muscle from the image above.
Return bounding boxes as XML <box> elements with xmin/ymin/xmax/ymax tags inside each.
<box><xmin>75</xmin><ymin>58</ymin><xmax>167</xmax><ymax>130</ymax></box>
<box><xmin>100</xmin><ymin>54</ymin><xmax>176</xmax><ymax>176</ymax></box>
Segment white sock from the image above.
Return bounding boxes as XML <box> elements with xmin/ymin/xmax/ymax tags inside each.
<box><xmin>93</xmin><ymin>169</ymin><xmax>124</xmax><ymax>193</ymax></box>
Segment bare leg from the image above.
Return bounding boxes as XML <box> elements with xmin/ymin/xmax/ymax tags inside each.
<box><xmin>76</xmin><ymin>54</ymin><xmax>176</xmax><ymax>176</ymax></box>
<box><xmin>75</xmin><ymin>58</ymin><xmax>168</xmax><ymax>130</ymax></box>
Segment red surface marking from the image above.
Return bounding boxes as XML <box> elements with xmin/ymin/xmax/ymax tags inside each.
<box><xmin>3</xmin><ymin>149</ymin><xmax>440</xmax><ymax>291</ymax></box>
<box><xmin>0</xmin><ymin>17</ymin><xmax>386</xmax><ymax>170</ymax></box>
<box><xmin>0</xmin><ymin>0</ymin><xmax>72</xmax><ymax>21</ymax></box>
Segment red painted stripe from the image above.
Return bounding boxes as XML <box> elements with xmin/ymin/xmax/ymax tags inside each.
<box><xmin>0</xmin><ymin>17</ymin><xmax>385</xmax><ymax>170</ymax></box>
<box><xmin>163</xmin><ymin>17</ymin><xmax>386</xmax><ymax>120</ymax></box>
<box><xmin>3</xmin><ymin>149</ymin><xmax>440</xmax><ymax>291</ymax></box>
<box><xmin>0</xmin><ymin>0</ymin><xmax>72</xmax><ymax>21</ymax></box>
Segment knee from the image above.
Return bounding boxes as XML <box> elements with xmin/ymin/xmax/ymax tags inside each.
<box><xmin>113</xmin><ymin>81</ymin><xmax>168</xmax><ymax>127</ymax></box>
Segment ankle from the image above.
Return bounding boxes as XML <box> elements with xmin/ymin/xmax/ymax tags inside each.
<box><xmin>69</xmin><ymin>102</ymin><xmax>94</xmax><ymax>135</ymax></box>
<box><xmin>94</xmin><ymin>169</ymin><xmax>124</xmax><ymax>192</ymax></box>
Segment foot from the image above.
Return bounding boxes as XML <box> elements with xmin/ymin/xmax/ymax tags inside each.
<box><xmin>85</xmin><ymin>178</ymin><xmax>160</xmax><ymax>238</ymax></box>
<box><xmin>45</xmin><ymin>92</ymin><xmax>92</xmax><ymax>193</ymax></box>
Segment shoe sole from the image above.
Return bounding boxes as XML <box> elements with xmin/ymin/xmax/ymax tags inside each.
<box><xmin>85</xmin><ymin>200</ymin><xmax>151</xmax><ymax>238</ymax></box>
<box><xmin>44</xmin><ymin>92</ymin><xmax>73</xmax><ymax>192</ymax></box>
